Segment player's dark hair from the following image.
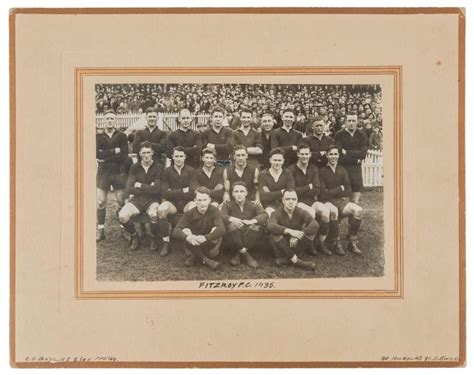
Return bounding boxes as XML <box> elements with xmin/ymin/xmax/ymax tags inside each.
<box><xmin>139</xmin><ymin>141</ymin><xmax>153</xmax><ymax>152</ymax></box>
<box><xmin>210</xmin><ymin>106</ymin><xmax>225</xmax><ymax>116</ymax></box>
<box><xmin>233</xmin><ymin>145</ymin><xmax>248</xmax><ymax>155</ymax></box>
<box><xmin>145</xmin><ymin>107</ymin><xmax>158</xmax><ymax>115</ymax></box>
<box><xmin>326</xmin><ymin>144</ymin><xmax>339</xmax><ymax>153</ymax></box>
<box><xmin>231</xmin><ymin>181</ymin><xmax>248</xmax><ymax>191</ymax></box>
<box><xmin>201</xmin><ymin>147</ymin><xmax>217</xmax><ymax>157</ymax></box>
<box><xmin>172</xmin><ymin>146</ymin><xmax>186</xmax><ymax>155</ymax></box>
<box><xmin>269</xmin><ymin>147</ymin><xmax>284</xmax><ymax>158</ymax></box>
<box><xmin>346</xmin><ymin>111</ymin><xmax>358</xmax><ymax>117</ymax></box>
<box><xmin>104</xmin><ymin>109</ymin><xmax>116</xmax><ymax>116</ymax></box>
<box><xmin>297</xmin><ymin>143</ymin><xmax>311</xmax><ymax>152</ymax></box>
<box><xmin>194</xmin><ymin>186</ymin><xmax>211</xmax><ymax>197</ymax></box>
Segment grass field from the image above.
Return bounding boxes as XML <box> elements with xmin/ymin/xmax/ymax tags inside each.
<box><xmin>96</xmin><ymin>189</ymin><xmax>384</xmax><ymax>281</ymax></box>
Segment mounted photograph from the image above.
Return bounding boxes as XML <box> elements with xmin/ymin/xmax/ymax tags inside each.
<box><xmin>94</xmin><ymin>82</ymin><xmax>385</xmax><ymax>282</ymax></box>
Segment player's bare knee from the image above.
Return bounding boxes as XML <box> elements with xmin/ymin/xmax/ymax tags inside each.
<box><xmin>97</xmin><ymin>199</ymin><xmax>107</xmax><ymax>209</ymax></box>
<box><xmin>354</xmin><ymin>206</ymin><xmax>363</xmax><ymax>219</ymax></box>
<box><xmin>118</xmin><ymin>209</ymin><xmax>131</xmax><ymax>224</ymax></box>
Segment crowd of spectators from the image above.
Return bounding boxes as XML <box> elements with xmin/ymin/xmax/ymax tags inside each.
<box><xmin>96</xmin><ymin>83</ymin><xmax>383</xmax><ymax>146</ymax></box>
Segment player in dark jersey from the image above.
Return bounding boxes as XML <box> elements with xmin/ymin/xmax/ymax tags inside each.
<box><xmin>157</xmin><ymin>147</ymin><xmax>198</xmax><ymax>256</ymax></box>
<box><xmin>221</xmin><ymin>181</ymin><xmax>268</xmax><ymax>268</ymax></box>
<box><xmin>223</xmin><ymin>145</ymin><xmax>259</xmax><ymax>203</ymax></box>
<box><xmin>118</xmin><ymin>142</ymin><xmax>163</xmax><ymax>251</ymax></box>
<box><xmin>334</xmin><ymin>111</ymin><xmax>368</xmax><ymax>204</ymax></box>
<box><xmin>319</xmin><ymin>145</ymin><xmax>364</xmax><ymax>255</ymax></box>
<box><xmin>96</xmin><ymin>110</ymin><xmax>128</xmax><ymax>241</ymax></box>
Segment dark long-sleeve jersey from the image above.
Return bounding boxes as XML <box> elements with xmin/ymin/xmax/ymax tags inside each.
<box><xmin>233</xmin><ymin>128</ymin><xmax>263</xmax><ymax>164</ymax></box>
<box><xmin>201</xmin><ymin>127</ymin><xmax>234</xmax><ymax>161</ymax></box>
<box><xmin>165</xmin><ymin>128</ymin><xmax>202</xmax><ymax>167</ymax></box>
<box><xmin>132</xmin><ymin>126</ymin><xmax>168</xmax><ymax>162</ymax></box>
<box><xmin>300</xmin><ymin>134</ymin><xmax>335</xmax><ymax>167</ymax></box>
<box><xmin>96</xmin><ymin>130</ymin><xmax>128</xmax><ymax>171</ymax></box>
<box><xmin>220</xmin><ymin>200</ymin><xmax>268</xmax><ymax>225</ymax></box>
<box><xmin>160</xmin><ymin>164</ymin><xmax>197</xmax><ymax>206</ymax></box>
<box><xmin>224</xmin><ymin>164</ymin><xmax>258</xmax><ymax>201</ymax></box>
<box><xmin>173</xmin><ymin>205</ymin><xmax>226</xmax><ymax>242</ymax></box>
<box><xmin>125</xmin><ymin>161</ymin><xmax>162</xmax><ymax>199</ymax></box>
<box><xmin>318</xmin><ymin>165</ymin><xmax>352</xmax><ymax>202</ymax></box>
<box><xmin>287</xmin><ymin>163</ymin><xmax>321</xmax><ymax>205</ymax></box>
<box><xmin>191</xmin><ymin>166</ymin><xmax>225</xmax><ymax>202</ymax></box>
<box><xmin>258</xmin><ymin>168</ymin><xmax>295</xmax><ymax>208</ymax></box>
<box><xmin>267</xmin><ymin>206</ymin><xmax>318</xmax><ymax>237</ymax></box>
<box><xmin>270</xmin><ymin>127</ymin><xmax>303</xmax><ymax>165</ymax></box>
<box><xmin>259</xmin><ymin>130</ymin><xmax>273</xmax><ymax>169</ymax></box>
<box><xmin>334</xmin><ymin>129</ymin><xmax>368</xmax><ymax>166</ymax></box>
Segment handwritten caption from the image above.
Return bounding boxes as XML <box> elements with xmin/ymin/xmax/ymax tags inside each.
<box><xmin>197</xmin><ymin>281</ymin><xmax>275</xmax><ymax>290</ymax></box>
<box><xmin>381</xmin><ymin>355</ymin><xmax>458</xmax><ymax>362</ymax></box>
<box><xmin>24</xmin><ymin>356</ymin><xmax>117</xmax><ymax>363</ymax></box>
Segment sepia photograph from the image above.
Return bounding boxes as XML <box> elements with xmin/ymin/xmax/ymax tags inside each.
<box><xmin>95</xmin><ymin>82</ymin><xmax>384</xmax><ymax>281</ymax></box>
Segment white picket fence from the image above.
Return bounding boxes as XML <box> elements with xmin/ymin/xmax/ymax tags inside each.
<box><xmin>96</xmin><ymin>112</ymin><xmax>383</xmax><ymax>187</ymax></box>
<box><xmin>361</xmin><ymin>150</ymin><xmax>383</xmax><ymax>187</ymax></box>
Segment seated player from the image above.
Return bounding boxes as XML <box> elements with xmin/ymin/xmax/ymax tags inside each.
<box><xmin>156</xmin><ymin>146</ymin><xmax>197</xmax><ymax>256</ymax></box>
<box><xmin>172</xmin><ymin>187</ymin><xmax>226</xmax><ymax>270</ymax></box>
<box><xmin>223</xmin><ymin>145</ymin><xmax>260</xmax><ymax>203</ymax></box>
<box><xmin>118</xmin><ymin>142</ymin><xmax>163</xmax><ymax>251</ymax></box>
<box><xmin>96</xmin><ymin>109</ymin><xmax>128</xmax><ymax>241</ymax></box>
<box><xmin>319</xmin><ymin>145</ymin><xmax>364</xmax><ymax>255</ymax></box>
<box><xmin>220</xmin><ymin>181</ymin><xmax>268</xmax><ymax>268</ymax></box>
<box><xmin>258</xmin><ymin>148</ymin><xmax>295</xmax><ymax>217</ymax></box>
<box><xmin>266</xmin><ymin>190</ymin><xmax>319</xmax><ymax>270</ymax></box>
<box><xmin>188</xmin><ymin>148</ymin><xmax>225</xmax><ymax>209</ymax></box>
<box><xmin>165</xmin><ymin>108</ymin><xmax>202</xmax><ymax>168</ymax></box>
<box><xmin>287</xmin><ymin>143</ymin><xmax>332</xmax><ymax>255</ymax></box>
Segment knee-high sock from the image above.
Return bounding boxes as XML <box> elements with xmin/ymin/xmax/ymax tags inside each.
<box><xmin>226</xmin><ymin>229</ymin><xmax>244</xmax><ymax>254</ymax></box>
<box><xmin>184</xmin><ymin>243</ymin><xmax>206</xmax><ymax>260</ymax></box>
<box><xmin>349</xmin><ymin>217</ymin><xmax>362</xmax><ymax>237</ymax></box>
<box><xmin>150</xmin><ymin>221</ymin><xmax>159</xmax><ymax>237</ymax></box>
<box><xmin>329</xmin><ymin>221</ymin><xmax>340</xmax><ymax>242</ymax></box>
<box><xmin>318</xmin><ymin>221</ymin><xmax>329</xmax><ymax>237</ymax></box>
<box><xmin>97</xmin><ymin>208</ymin><xmax>106</xmax><ymax>226</ymax></box>
<box><xmin>123</xmin><ymin>220</ymin><xmax>136</xmax><ymax>235</ymax></box>
<box><xmin>157</xmin><ymin>218</ymin><xmax>170</xmax><ymax>240</ymax></box>
<box><xmin>274</xmin><ymin>237</ymin><xmax>295</xmax><ymax>258</ymax></box>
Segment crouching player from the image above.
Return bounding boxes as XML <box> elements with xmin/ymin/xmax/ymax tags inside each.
<box><xmin>172</xmin><ymin>187</ymin><xmax>226</xmax><ymax>270</ymax></box>
<box><xmin>319</xmin><ymin>145</ymin><xmax>363</xmax><ymax>255</ymax></box>
<box><xmin>118</xmin><ymin>141</ymin><xmax>163</xmax><ymax>251</ymax></box>
<box><xmin>266</xmin><ymin>189</ymin><xmax>319</xmax><ymax>270</ymax></box>
<box><xmin>220</xmin><ymin>181</ymin><xmax>268</xmax><ymax>268</ymax></box>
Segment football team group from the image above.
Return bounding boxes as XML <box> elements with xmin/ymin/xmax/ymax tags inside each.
<box><xmin>97</xmin><ymin>105</ymin><xmax>370</xmax><ymax>272</ymax></box>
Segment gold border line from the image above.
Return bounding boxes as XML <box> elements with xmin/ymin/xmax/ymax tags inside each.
<box><xmin>76</xmin><ymin>67</ymin><xmax>402</xmax><ymax>299</ymax></box>
<box><xmin>9</xmin><ymin>7</ymin><xmax>464</xmax><ymax>15</ymax></box>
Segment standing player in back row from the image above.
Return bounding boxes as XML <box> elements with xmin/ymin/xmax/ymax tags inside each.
<box><xmin>201</xmin><ymin>106</ymin><xmax>234</xmax><ymax>167</ymax></box>
<box><xmin>96</xmin><ymin>109</ymin><xmax>129</xmax><ymax>241</ymax></box>
<box><xmin>233</xmin><ymin>107</ymin><xmax>263</xmax><ymax>168</ymax></box>
<box><xmin>335</xmin><ymin>111</ymin><xmax>368</xmax><ymax>204</ymax></box>
<box><xmin>300</xmin><ymin>116</ymin><xmax>334</xmax><ymax>168</ymax></box>
<box><xmin>132</xmin><ymin>106</ymin><xmax>168</xmax><ymax>167</ymax></box>
<box><xmin>270</xmin><ymin>108</ymin><xmax>303</xmax><ymax>165</ymax></box>
<box><xmin>165</xmin><ymin>108</ymin><xmax>202</xmax><ymax>168</ymax></box>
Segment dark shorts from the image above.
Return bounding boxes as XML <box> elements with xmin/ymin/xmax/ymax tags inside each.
<box><xmin>345</xmin><ymin>165</ymin><xmax>363</xmax><ymax>193</ymax></box>
<box><xmin>96</xmin><ymin>166</ymin><xmax>127</xmax><ymax>190</ymax></box>
<box><xmin>129</xmin><ymin>196</ymin><xmax>159</xmax><ymax>213</ymax></box>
